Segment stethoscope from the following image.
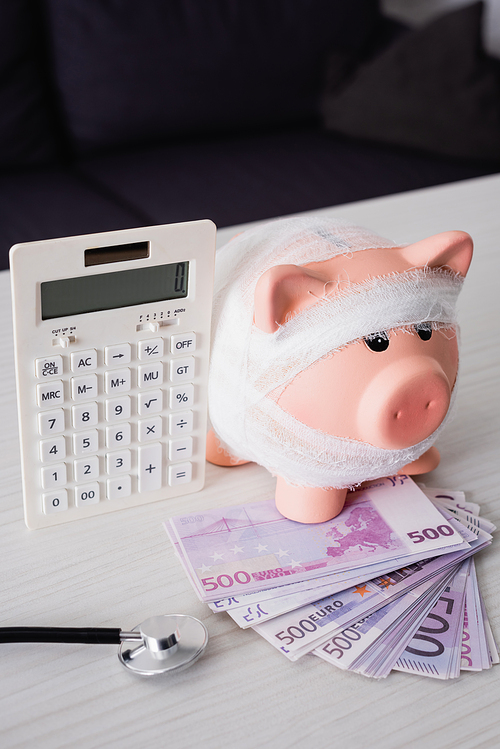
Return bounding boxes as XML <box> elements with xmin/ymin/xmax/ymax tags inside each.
<box><xmin>0</xmin><ymin>614</ymin><xmax>209</xmax><ymax>676</ymax></box>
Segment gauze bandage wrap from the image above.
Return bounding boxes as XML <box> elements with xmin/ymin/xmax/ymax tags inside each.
<box><xmin>208</xmin><ymin>217</ymin><xmax>463</xmax><ymax>488</ymax></box>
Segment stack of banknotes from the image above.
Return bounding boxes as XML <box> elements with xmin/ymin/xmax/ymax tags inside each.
<box><xmin>165</xmin><ymin>476</ymin><xmax>498</xmax><ymax>679</ymax></box>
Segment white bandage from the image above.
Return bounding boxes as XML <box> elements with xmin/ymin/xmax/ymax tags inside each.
<box><xmin>209</xmin><ymin>217</ymin><xmax>463</xmax><ymax>488</ymax></box>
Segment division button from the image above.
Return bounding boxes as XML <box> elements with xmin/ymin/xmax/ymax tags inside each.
<box><xmin>168</xmin><ymin>410</ymin><xmax>193</xmax><ymax>436</ymax></box>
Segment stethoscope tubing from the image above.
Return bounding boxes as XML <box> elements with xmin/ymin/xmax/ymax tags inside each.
<box><xmin>0</xmin><ymin>626</ymin><xmax>124</xmax><ymax>644</ymax></box>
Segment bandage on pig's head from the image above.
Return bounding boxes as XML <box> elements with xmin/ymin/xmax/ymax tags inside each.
<box><xmin>208</xmin><ymin>217</ymin><xmax>472</xmax><ymax>489</ymax></box>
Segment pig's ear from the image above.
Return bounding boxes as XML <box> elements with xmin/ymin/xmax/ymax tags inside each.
<box><xmin>254</xmin><ymin>264</ymin><xmax>328</xmax><ymax>333</ymax></box>
<box><xmin>400</xmin><ymin>230</ymin><xmax>473</xmax><ymax>277</ymax></box>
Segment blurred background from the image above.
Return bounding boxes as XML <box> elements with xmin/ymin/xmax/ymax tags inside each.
<box><xmin>1</xmin><ymin>0</ymin><xmax>499</xmax><ymax>270</ymax></box>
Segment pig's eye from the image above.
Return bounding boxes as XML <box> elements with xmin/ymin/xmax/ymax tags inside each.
<box><xmin>415</xmin><ymin>323</ymin><xmax>432</xmax><ymax>341</ymax></box>
<box><xmin>363</xmin><ymin>332</ymin><xmax>389</xmax><ymax>352</ymax></box>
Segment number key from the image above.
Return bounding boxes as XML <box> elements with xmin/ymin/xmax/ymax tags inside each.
<box><xmin>39</xmin><ymin>436</ymin><xmax>66</xmax><ymax>463</ymax></box>
<box><xmin>38</xmin><ymin>409</ymin><xmax>65</xmax><ymax>436</ymax></box>
<box><xmin>72</xmin><ymin>402</ymin><xmax>98</xmax><ymax>430</ymax></box>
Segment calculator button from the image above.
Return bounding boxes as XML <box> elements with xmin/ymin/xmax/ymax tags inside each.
<box><xmin>170</xmin><ymin>332</ymin><xmax>196</xmax><ymax>354</ymax></box>
<box><xmin>105</xmin><ymin>343</ymin><xmax>131</xmax><ymax>366</ymax></box>
<box><xmin>72</xmin><ymin>402</ymin><xmax>98</xmax><ymax>430</ymax></box>
<box><xmin>138</xmin><ymin>443</ymin><xmax>162</xmax><ymax>492</ymax></box>
<box><xmin>138</xmin><ymin>363</ymin><xmax>163</xmax><ymax>388</ymax></box>
<box><xmin>106</xmin><ymin>449</ymin><xmax>131</xmax><ymax>475</ymax></box>
<box><xmin>71</xmin><ymin>374</ymin><xmax>98</xmax><ymax>401</ymax></box>
<box><xmin>107</xmin><ymin>475</ymin><xmax>132</xmax><ymax>500</ymax></box>
<box><xmin>40</xmin><ymin>436</ymin><xmax>66</xmax><ymax>463</ymax></box>
<box><xmin>170</xmin><ymin>357</ymin><xmax>195</xmax><ymax>382</ymax></box>
<box><xmin>105</xmin><ymin>368</ymin><xmax>131</xmax><ymax>394</ymax></box>
<box><xmin>74</xmin><ymin>456</ymin><xmax>99</xmax><ymax>482</ymax></box>
<box><xmin>169</xmin><ymin>410</ymin><xmax>193</xmax><ymax>436</ymax></box>
<box><xmin>106</xmin><ymin>423</ymin><xmax>131</xmax><ymax>448</ymax></box>
<box><xmin>168</xmin><ymin>462</ymin><xmax>192</xmax><ymax>486</ymax></box>
<box><xmin>73</xmin><ymin>430</ymin><xmax>99</xmax><ymax>456</ymax></box>
<box><xmin>42</xmin><ymin>490</ymin><xmax>68</xmax><ymax>514</ymax></box>
<box><xmin>37</xmin><ymin>380</ymin><xmax>64</xmax><ymax>408</ymax></box>
<box><xmin>138</xmin><ymin>390</ymin><xmax>162</xmax><ymax>415</ymax></box>
<box><xmin>41</xmin><ymin>463</ymin><xmax>67</xmax><ymax>489</ymax></box>
<box><xmin>105</xmin><ymin>395</ymin><xmax>131</xmax><ymax>422</ymax></box>
<box><xmin>75</xmin><ymin>483</ymin><xmax>100</xmax><ymax>507</ymax></box>
<box><xmin>138</xmin><ymin>338</ymin><xmax>164</xmax><ymax>360</ymax></box>
<box><xmin>38</xmin><ymin>409</ymin><xmax>65</xmax><ymax>436</ymax></box>
<box><xmin>138</xmin><ymin>416</ymin><xmax>162</xmax><ymax>442</ymax></box>
<box><xmin>35</xmin><ymin>356</ymin><xmax>63</xmax><ymax>379</ymax></box>
<box><xmin>169</xmin><ymin>437</ymin><xmax>193</xmax><ymax>461</ymax></box>
<box><xmin>71</xmin><ymin>349</ymin><xmax>97</xmax><ymax>372</ymax></box>
<box><xmin>169</xmin><ymin>383</ymin><xmax>194</xmax><ymax>410</ymax></box>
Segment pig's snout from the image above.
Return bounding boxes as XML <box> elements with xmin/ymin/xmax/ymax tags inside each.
<box><xmin>357</xmin><ymin>356</ymin><xmax>452</xmax><ymax>450</ymax></box>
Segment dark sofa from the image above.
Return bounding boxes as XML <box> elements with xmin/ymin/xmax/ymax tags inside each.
<box><xmin>1</xmin><ymin>0</ymin><xmax>498</xmax><ymax>271</ymax></box>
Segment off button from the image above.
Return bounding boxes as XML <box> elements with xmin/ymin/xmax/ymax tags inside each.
<box><xmin>170</xmin><ymin>332</ymin><xmax>196</xmax><ymax>354</ymax></box>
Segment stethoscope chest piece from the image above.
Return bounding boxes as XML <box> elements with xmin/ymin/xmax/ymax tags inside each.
<box><xmin>118</xmin><ymin>614</ymin><xmax>209</xmax><ymax>676</ymax></box>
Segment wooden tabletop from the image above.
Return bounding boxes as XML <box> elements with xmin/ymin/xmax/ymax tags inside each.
<box><xmin>1</xmin><ymin>174</ymin><xmax>499</xmax><ymax>749</ymax></box>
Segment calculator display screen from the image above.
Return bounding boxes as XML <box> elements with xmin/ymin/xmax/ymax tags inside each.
<box><xmin>41</xmin><ymin>261</ymin><xmax>189</xmax><ymax>320</ymax></box>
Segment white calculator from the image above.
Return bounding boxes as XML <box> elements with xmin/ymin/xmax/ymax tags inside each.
<box><xmin>10</xmin><ymin>220</ymin><xmax>216</xmax><ymax>529</ymax></box>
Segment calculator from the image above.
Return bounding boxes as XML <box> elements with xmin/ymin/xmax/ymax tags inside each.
<box><xmin>10</xmin><ymin>220</ymin><xmax>216</xmax><ymax>529</ymax></box>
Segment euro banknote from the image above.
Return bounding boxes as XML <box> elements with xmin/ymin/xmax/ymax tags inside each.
<box><xmin>166</xmin><ymin>477</ymin><xmax>468</xmax><ymax>602</ymax></box>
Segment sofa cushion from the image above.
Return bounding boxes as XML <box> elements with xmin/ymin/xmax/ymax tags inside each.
<box><xmin>43</xmin><ymin>0</ymin><xmax>380</xmax><ymax>154</ymax></box>
<box><xmin>78</xmin><ymin>126</ymin><xmax>498</xmax><ymax>229</ymax></box>
<box><xmin>321</xmin><ymin>2</ymin><xmax>500</xmax><ymax>162</ymax></box>
<box><xmin>0</xmin><ymin>0</ymin><xmax>59</xmax><ymax>166</ymax></box>
<box><xmin>0</xmin><ymin>167</ymin><xmax>150</xmax><ymax>270</ymax></box>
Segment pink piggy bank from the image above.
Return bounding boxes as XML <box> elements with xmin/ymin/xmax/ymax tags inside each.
<box><xmin>206</xmin><ymin>217</ymin><xmax>472</xmax><ymax>523</ymax></box>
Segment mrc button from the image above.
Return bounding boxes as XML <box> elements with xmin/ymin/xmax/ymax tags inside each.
<box><xmin>37</xmin><ymin>380</ymin><xmax>64</xmax><ymax>407</ymax></box>
<box><xmin>170</xmin><ymin>332</ymin><xmax>196</xmax><ymax>354</ymax></box>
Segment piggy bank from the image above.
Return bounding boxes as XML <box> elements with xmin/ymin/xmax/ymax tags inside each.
<box><xmin>206</xmin><ymin>217</ymin><xmax>472</xmax><ymax>523</ymax></box>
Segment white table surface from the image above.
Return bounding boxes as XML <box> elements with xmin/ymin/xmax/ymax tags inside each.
<box><xmin>1</xmin><ymin>174</ymin><xmax>499</xmax><ymax>749</ymax></box>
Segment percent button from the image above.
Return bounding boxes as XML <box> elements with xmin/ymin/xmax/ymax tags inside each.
<box><xmin>169</xmin><ymin>384</ymin><xmax>194</xmax><ymax>410</ymax></box>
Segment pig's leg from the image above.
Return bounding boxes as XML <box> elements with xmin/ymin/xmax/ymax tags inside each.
<box><xmin>206</xmin><ymin>429</ymin><xmax>249</xmax><ymax>467</ymax></box>
<box><xmin>398</xmin><ymin>446</ymin><xmax>440</xmax><ymax>476</ymax></box>
<box><xmin>275</xmin><ymin>477</ymin><xmax>347</xmax><ymax>523</ymax></box>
